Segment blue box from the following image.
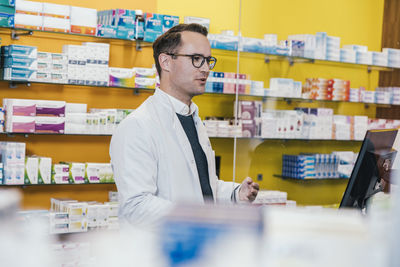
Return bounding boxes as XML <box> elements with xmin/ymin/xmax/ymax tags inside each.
<box><xmin>116</xmin><ymin>26</ymin><xmax>135</xmax><ymax>40</ymax></box>
<box><xmin>144</xmin><ymin>13</ymin><xmax>163</xmax><ymax>42</ymax></box>
<box><xmin>0</xmin><ymin>13</ymin><xmax>13</xmax><ymax>27</ymax></box>
<box><xmin>114</xmin><ymin>9</ymin><xmax>136</xmax><ymax>29</ymax></box>
<box><xmin>162</xmin><ymin>15</ymin><xmax>179</xmax><ymax>33</ymax></box>
<box><xmin>97</xmin><ymin>24</ymin><xmax>117</xmax><ymax>38</ymax></box>
<box><xmin>208</xmin><ymin>34</ymin><xmax>238</xmax><ymax>51</ymax></box>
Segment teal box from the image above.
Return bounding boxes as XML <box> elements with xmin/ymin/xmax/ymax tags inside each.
<box><xmin>0</xmin><ymin>0</ymin><xmax>15</xmax><ymax>7</ymax></box>
<box><xmin>0</xmin><ymin>4</ymin><xmax>13</xmax><ymax>13</ymax></box>
<box><xmin>1</xmin><ymin>45</ymin><xmax>37</xmax><ymax>58</ymax></box>
<box><xmin>144</xmin><ymin>13</ymin><xmax>163</xmax><ymax>43</ymax></box>
<box><xmin>97</xmin><ymin>24</ymin><xmax>117</xmax><ymax>38</ymax></box>
<box><xmin>114</xmin><ymin>9</ymin><xmax>135</xmax><ymax>29</ymax></box>
<box><xmin>0</xmin><ymin>13</ymin><xmax>13</xmax><ymax>27</ymax></box>
<box><xmin>162</xmin><ymin>15</ymin><xmax>179</xmax><ymax>33</ymax></box>
<box><xmin>116</xmin><ymin>26</ymin><xmax>135</xmax><ymax>40</ymax></box>
<box><xmin>3</xmin><ymin>56</ymin><xmax>37</xmax><ymax>69</ymax></box>
<box><xmin>3</xmin><ymin>67</ymin><xmax>36</xmax><ymax>81</ymax></box>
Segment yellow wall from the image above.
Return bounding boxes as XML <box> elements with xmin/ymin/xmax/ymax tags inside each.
<box><xmin>0</xmin><ymin>0</ymin><xmax>157</xmax><ymax>209</ymax></box>
<box><xmin>158</xmin><ymin>0</ymin><xmax>385</xmax><ymax>205</ymax></box>
<box><xmin>0</xmin><ymin>0</ymin><xmax>385</xmax><ymax>208</ymax></box>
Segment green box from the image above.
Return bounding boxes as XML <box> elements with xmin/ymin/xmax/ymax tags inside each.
<box><xmin>0</xmin><ymin>5</ymin><xmax>14</xmax><ymax>14</ymax></box>
<box><xmin>0</xmin><ymin>0</ymin><xmax>15</xmax><ymax>7</ymax></box>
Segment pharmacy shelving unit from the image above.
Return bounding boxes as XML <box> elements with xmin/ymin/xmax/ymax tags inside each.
<box><xmin>2</xmin><ymin>80</ymin><xmax>396</xmax><ymax>109</ymax></box>
<box><xmin>0</xmin><ymin>23</ymin><xmax>387</xmax><ymax>207</ymax></box>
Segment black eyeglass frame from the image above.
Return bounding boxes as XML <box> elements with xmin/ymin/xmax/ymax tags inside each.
<box><xmin>166</xmin><ymin>53</ymin><xmax>217</xmax><ymax>70</ymax></box>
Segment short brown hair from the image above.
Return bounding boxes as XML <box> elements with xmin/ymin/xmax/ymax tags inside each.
<box><xmin>153</xmin><ymin>23</ymin><xmax>208</xmax><ymax>78</ymax></box>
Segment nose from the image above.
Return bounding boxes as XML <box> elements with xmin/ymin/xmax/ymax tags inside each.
<box><xmin>200</xmin><ymin>59</ymin><xmax>210</xmax><ymax>73</ymax></box>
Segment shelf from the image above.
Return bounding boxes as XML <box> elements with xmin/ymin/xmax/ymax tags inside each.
<box><xmin>211</xmin><ymin>48</ymin><xmax>395</xmax><ymax>72</ymax></box>
<box><xmin>0</xmin><ymin>132</ymin><xmax>364</xmax><ymax>142</ymax></box>
<box><xmin>273</xmin><ymin>174</ymin><xmax>349</xmax><ymax>180</ymax></box>
<box><xmin>3</xmin><ymin>80</ymin><xmax>396</xmax><ymax>108</ymax></box>
<box><xmin>0</xmin><ymin>26</ymin><xmax>152</xmax><ymax>50</ymax></box>
<box><xmin>0</xmin><ymin>182</ymin><xmax>115</xmax><ymax>187</ymax></box>
<box><xmin>210</xmin><ymin>137</ymin><xmax>363</xmax><ymax>142</ymax></box>
<box><xmin>1</xmin><ymin>132</ymin><xmax>113</xmax><ymax>137</ymax></box>
<box><xmin>0</xmin><ymin>26</ymin><xmax>393</xmax><ymax>71</ymax></box>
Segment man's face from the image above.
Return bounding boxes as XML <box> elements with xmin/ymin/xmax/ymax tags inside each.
<box><xmin>169</xmin><ymin>31</ymin><xmax>211</xmax><ymax>99</ymax></box>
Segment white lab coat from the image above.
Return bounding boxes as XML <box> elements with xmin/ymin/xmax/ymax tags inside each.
<box><xmin>110</xmin><ymin>89</ymin><xmax>239</xmax><ymax>226</ymax></box>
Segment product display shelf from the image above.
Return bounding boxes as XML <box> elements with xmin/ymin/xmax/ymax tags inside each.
<box><xmin>0</xmin><ymin>132</ymin><xmax>364</xmax><ymax>142</ymax></box>
<box><xmin>0</xmin><ymin>182</ymin><xmax>115</xmax><ymax>187</ymax></box>
<box><xmin>0</xmin><ymin>25</ymin><xmax>391</xmax><ymax>71</ymax></box>
<box><xmin>2</xmin><ymin>80</ymin><xmax>394</xmax><ymax>108</ymax></box>
<box><xmin>212</xmin><ymin>48</ymin><xmax>395</xmax><ymax>72</ymax></box>
<box><xmin>0</xmin><ymin>26</ymin><xmax>153</xmax><ymax>49</ymax></box>
<box><xmin>273</xmin><ymin>174</ymin><xmax>349</xmax><ymax>181</ymax></box>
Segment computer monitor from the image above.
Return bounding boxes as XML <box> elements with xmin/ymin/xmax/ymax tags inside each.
<box><xmin>340</xmin><ymin>129</ymin><xmax>398</xmax><ymax>210</ymax></box>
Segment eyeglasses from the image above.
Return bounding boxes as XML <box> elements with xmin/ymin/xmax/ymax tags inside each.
<box><xmin>166</xmin><ymin>53</ymin><xmax>217</xmax><ymax>70</ymax></box>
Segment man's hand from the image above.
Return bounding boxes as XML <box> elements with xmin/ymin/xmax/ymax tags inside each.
<box><xmin>239</xmin><ymin>177</ymin><xmax>259</xmax><ymax>202</ymax></box>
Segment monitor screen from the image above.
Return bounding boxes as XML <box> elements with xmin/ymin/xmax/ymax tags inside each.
<box><xmin>340</xmin><ymin>129</ymin><xmax>398</xmax><ymax>210</ymax></box>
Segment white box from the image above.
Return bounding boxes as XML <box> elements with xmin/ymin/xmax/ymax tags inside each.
<box><xmin>70</xmin><ymin>6</ymin><xmax>97</xmax><ymax>35</ymax></box>
<box><xmin>51</xmin><ymin>53</ymin><xmax>68</xmax><ymax>64</ymax></box>
<box><xmin>24</xmin><ymin>156</ymin><xmax>38</xmax><ymax>184</ymax></box>
<box><xmin>42</xmin><ymin>3</ymin><xmax>70</xmax><ymax>19</ymax></box>
<box><xmin>85</xmin><ymin>163</ymin><xmax>100</xmax><ymax>183</ymax></box>
<box><xmin>82</xmin><ymin>42</ymin><xmax>110</xmax><ymax>64</ymax></box>
<box><xmin>15</xmin><ymin>0</ymin><xmax>43</xmax><ymax>15</ymax></box>
<box><xmin>68</xmin><ymin>162</ymin><xmax>86</xmax><ymax>184</ymax></box>
<box><xmin>37</xmin><ymin>62</ymin><xmax>51</xmax><ymax>72</ymax></box>
<box><xmin>3</xmin><ymin>98</ymin><xmax>36</xmax><ymax>117</ymax></box>
<box><xmin>66</xmin><ymin>202</ymin><xmax>88</xmax><ymax>218</ymax></box>
<box><xmin>49</xmin><ymin>212</ymin><xmax>69</xmax><ymax>234</ymax></box>
<box><xmin>52</xmin><ymin>163</ymin><xmax>69</xmax><ymax>174</ymax></box>
<box><xmin>37</xmin><ymin>52</ymin><xmax>52</xmax><ymax>63</ymax></box>
<box><xmin>184</xmin><ymin>16</ymin><xmax>210</xmax><ymax>30</ymax></box>
<box><xmin>342</xmin><ymin>45</ymin><xmax>368</xmax><ymax>52</ymax></box>
<box><xmin>14</xmin><ymin>13</ymin><xmax>43</xmax><ymax>30</ymax></box>
<box><xmin>6</xmin><ymin>116</ymin><xmax>35</xmax><ymax>133</ymax></box>
<box><xmin>98</xmin><ymin>163</ymin><xmax>113</xmax><ymax>183</ymax></box>
<box><xmin>42</xmin><ymin>17</ymin><xmax>70</xmax><ymax>33</ymax></box>
<box><xmin>35</xmin><ymin>116</ymin><xmax>65</xmax><ymax>134</ymax></box>
<box><xmin>52</xmin><ymin>173</ymin><xmax>69</xmax><ymax>184</ymax></box>
<box><xmin>68</xmin><ymin>218</ymin><xmax>88</xmax><ymax>232</ymax></box>
<box><xmin>133</xmin><ymin>67</ymin><xmax>156</xmax><ymax>78</ymax></box>
<box><xmin>38</xmin><ymin>157</ymin><xmax>51</xmax><ymax>184</ymax></box>
<box><xmin>65</xmin><ymin>103</ymin><xmax>87</xmax><ymax>114</ymax></box>
<box><xmin>65</xmin><ymin>112</ymin><xmax>87</xmax><ymax>124</ymax></box>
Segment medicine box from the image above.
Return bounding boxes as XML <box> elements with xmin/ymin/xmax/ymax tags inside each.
<box><xmin>24</xmin><ymin>156</ymin><xmax>38</xmax><ymax>184</ymax></box>
<box><xmin>36</xmin><ymin>100</ymin><xmax>66</xmax><ymax>117</ymax></box>
<box><xmin>143</xmin><ymin>12</ymin><xmax>163</xmax><ymax>42</ymax></box>
<box><xmin>70</xmin><ymin>6</ymin><xmax>97</xmax><ymax>35</ymax></box>
<box><xmin>109</xmin><ymin>67</ymin><xmax>135</xmax><ymax>87</ymax></box>
<box><xmin>184</xmin><ymin>16</ymin><xmax>210</xmax><ymax>30</ymax></box>
<box><xmin>0</xmin><ymin>0</ymin><xmax>15</xmax><ymax>7</ymax></box>
<box><xmin>14</xmin><ymin>13</ymin><xmax>42</xmax><ymax>30</ymax></box>
<box><xmin>1</xmin><ymin>45</ymin><xmax>37</xmax><ymax>58</ymax></box>
<box><xmin>6</xmin><ymin>115</ymin><xmax>35</xmax><ymax>133</ymax></box>
<box><xmin>38</xmin><ymin>157</ymin><xmax>51</xmax><ymax>184</ymax></box>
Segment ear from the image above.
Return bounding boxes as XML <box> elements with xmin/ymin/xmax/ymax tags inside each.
<box><xmin>159</xmin><ymin>53</ymin><xmax>171</xmax><ymax>73</ymax></box>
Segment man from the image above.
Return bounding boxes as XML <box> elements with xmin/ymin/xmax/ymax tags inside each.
<box><xmin>110</xmin><ymin>23</ymin><xmax>259</xmax><ymax>226</ymax></box>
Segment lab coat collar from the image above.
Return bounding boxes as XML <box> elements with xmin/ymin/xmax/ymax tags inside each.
<box><xmin>155</xmin><ymin>88</ymin><xmax>198</xmax><ymax>116</ymax></box>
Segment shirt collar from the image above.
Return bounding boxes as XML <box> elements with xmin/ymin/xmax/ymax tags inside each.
<box><xmin>157</xmin><ymin>88</ymin><xmax>197</xmax><ymax>116</ymax></box>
